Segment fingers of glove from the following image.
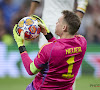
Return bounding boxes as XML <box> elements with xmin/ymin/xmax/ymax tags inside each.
<box><xmin>38</xmin><ymin>22</ymin><xmax>48</xmax><ymax>32</ymax></box>
<box><xmin>38</xmin><ymin>22</ymin><xmax>45</xmax><ymax>28</ymax></box>
<box><xmin>13</xmin><ymin>24</ymin><xmax>18</xmax><ymax>37</ymax></box>
<box><xmin>31</xmin><ymin>15</ymin><xmax>44</xmax><ymax>24</ymax></box>
<box><xmin>13</xmin><ymin>24</ymin><xmax>23</xmax><ymax>41</ymax></box>
<box><xmin>38</xmin><ymin>22</ymin><xmax>50</xmax><ymax>33</ymax></box>
<box><xmin>31</xmin><ymin>15</ymin><xmax>49</xmax><ymax>32</ymax></box>
<box><xmin>31</xmin><ymin>15</ymin><xmax>50</xmax><ymax>33</ymax></box>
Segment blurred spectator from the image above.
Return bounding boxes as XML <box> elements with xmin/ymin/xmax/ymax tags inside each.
<box><xmin>0</xmin><ymin>8</ymin><xmax>14</xmax><ymax>45</ymax></box>
<box><xmin>10</xmin><ymin>3</ymin><xmax>27</xmax><ymax>29</ymax></box>
<box><xmin>0</xmin><ymin>0</ymin><xmax>23</xmax><ymax>34</ymax></box>
<box><xmin>0</xmin><ymin>26</ymin><xmax>6</xmax><ymax>41</ymax></box>
<box><xmin>0</xmin><ymin>9</ymin><xmax>5</xmax><ymax>26</ymax></box>
<box><xmin>85</xmin><ymin>0</ymin><xmax>100</xmax><ymax>43</ymax></box>
<box><xmin>0</xmin><ymin>0</ymin><xmax>29</xmax><ymax>45</ymax></box>
<box><xmin>0</xmin><ymin>9</ymin><xmax>6</xmax><ymax>42</ymax></box>
<box><xmin>13</xmin><ymin>0</ymin><xmax>25</xmax><ymax>7</ymax></box>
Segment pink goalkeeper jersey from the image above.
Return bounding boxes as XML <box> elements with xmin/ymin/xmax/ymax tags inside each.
<box><xmin>33</xmin><ymin>35</ymin><xmax>87</xmax><ymax>90</ymax></box>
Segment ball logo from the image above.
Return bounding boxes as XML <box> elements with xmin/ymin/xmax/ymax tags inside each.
<box><xmin>25</xmin><ymin>19</ymin><xmax>33</xmax><ymax>26</ymax></box>
<box><xmin>18</xmin><ymin>20</ymin><xmax>24</xmax><ymax>27</ymax></box>
<box><xmin>29</xmin><ymin>26</ymin><xmax>37</xmax><ymax>34</ymax></box>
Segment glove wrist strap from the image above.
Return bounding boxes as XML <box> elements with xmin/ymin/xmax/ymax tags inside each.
<box><xmin>19</xmin><ymin>46</ymin><xmax>26</xmax><ymax>53</ymax></box>
<box><xmin>44</xmin><ymin>32</ymin><xmax>53</xmax><ymax>40</ymax></box>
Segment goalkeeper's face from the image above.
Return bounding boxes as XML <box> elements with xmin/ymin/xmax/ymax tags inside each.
<box><xmin>55</xmin><ymin>15</ymin><xmax>67</xmax><ymax>37</ymax></box>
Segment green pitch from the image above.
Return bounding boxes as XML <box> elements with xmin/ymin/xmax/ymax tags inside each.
<box><xmin>0</xmin><ymin>75</ymin><xmax>100</xmax><ymax>90</ymax></box>
<box><xmin>75</xmin><ymin>75</ymin><xmax>100</xmax><ymax>90</ymax></box>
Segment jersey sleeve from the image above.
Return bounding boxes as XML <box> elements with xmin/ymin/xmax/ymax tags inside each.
<box><xmin>77</xmin><ymin>0</ymin><xmax>88</xmax><ymax>13</ymax></box>
<box><xmin>21</xmin><ymin>52</ymin><xmax>34</xmax><ymax>75</ymax></box>
<box><xmin>32</xmin><ymin>0</ymin><xmax>41</xmax><ymax>3</ymax></box>
<box><xmin>34</xmin><ymin>43</ymin><xmax>50</xmax><ymax>70</ymax></box>
<box><xmin>30</xmin><ymin>61</ymin><xmax>41</xmax><ymax>74</ymax></box>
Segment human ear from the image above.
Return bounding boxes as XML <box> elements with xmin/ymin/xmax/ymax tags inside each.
<box><xmin>63</xmin><ymin>25</ymin><xmax>67</xmax><ymax>32</ymax></box>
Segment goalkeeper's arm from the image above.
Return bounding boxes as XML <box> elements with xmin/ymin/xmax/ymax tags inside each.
<box><xmin>13</xmin><ymin>25</ymin><xmax>40</xmax><ymax>75</ymax></box>
<box><xmin>20</xmin><ymin>50</ymin><xmax>40</xmax><ymax>75</ymax></box>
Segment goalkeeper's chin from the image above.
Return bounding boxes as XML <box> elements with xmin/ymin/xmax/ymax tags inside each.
<box><xmin>55</xmin><ymin>29</ymin><xmax>60</xmax><ymax>37</ymax></box>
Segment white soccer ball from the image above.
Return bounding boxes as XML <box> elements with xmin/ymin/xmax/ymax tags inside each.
<box><xmin>17</xmin><ymin>16</ymin><xmax>41</xmax><ymax>40</ymax></box>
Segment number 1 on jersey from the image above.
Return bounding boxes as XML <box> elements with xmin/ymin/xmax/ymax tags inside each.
<box><xmin>62</xmin><ymin>56</ymin><xmax>75</xmax><ymax>79</ymax></box>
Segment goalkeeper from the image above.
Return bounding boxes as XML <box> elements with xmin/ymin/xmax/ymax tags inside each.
<box><xmin>13</xmin><ymin>10</ymin><xmax>87</xmax><ymax>90</ymax></box>
<box><xmin>29</xmin><ymin>1</ymin><xmax>88</xmax><ymax>90</ymax></box>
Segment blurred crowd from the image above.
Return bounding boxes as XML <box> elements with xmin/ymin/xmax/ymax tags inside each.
<box><xmin>85</xmin><ymin>0</ymin><xmax>100</xmax><ymax>43</ymax></box>
<box><xmin>0</xmin><ymin>0</ymin><xmax>100</xmax><ymax>46</ymax></box>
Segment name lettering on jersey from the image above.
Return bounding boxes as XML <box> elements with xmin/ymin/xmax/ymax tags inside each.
<box><xmin>65</xmin><ymin>47</ymin><xmax>82</xmax><ymax>55</ymax></box>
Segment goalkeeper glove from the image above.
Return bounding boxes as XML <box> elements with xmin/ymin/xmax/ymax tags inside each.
<box><xmin>30</xmin><ymin>15</ymin><xmax>53</xmax><ymax>40</ymax></box>
<box><xmin>30</xmin><ymin>15</ymin><xmax>50</xmax><ymax>33</ymax></box>
<box><xmin>13</xmin><ymin>24</ymin><xmax>25</xmax><ymax>48</ymax></box>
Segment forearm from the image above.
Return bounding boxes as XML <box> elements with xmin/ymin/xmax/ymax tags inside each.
<box><xmin>19</xmin><ymin>46</ymin><xmax>33</xmax><ymax>75</ymax></box>
<box><xmin>28</xmin><ymin>1</ymin><xmax>39</xmax><ymax>15</ymax></box>
<box><xmin>75</xmin><ymin>11</ymin><xmax>84</xmax><ymax>19</ymax></box>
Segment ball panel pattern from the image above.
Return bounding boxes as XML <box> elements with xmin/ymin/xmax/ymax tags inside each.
<box><xmin>17</xmin><ymin>16</ymin><xmax>41</xmax><ymax>40</ymax></box>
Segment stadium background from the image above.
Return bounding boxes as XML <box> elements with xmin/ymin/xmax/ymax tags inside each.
<box><xmin>0</xmin><ymin>0</ymin><xmax>100</xmax><ymax>90</ymax></box>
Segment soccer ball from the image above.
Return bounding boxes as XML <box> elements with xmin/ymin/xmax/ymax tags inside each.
<box><xmin>17</xmin><ymin>16</ymin><xmax>41</xmax><ymax>40</ymax></box>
